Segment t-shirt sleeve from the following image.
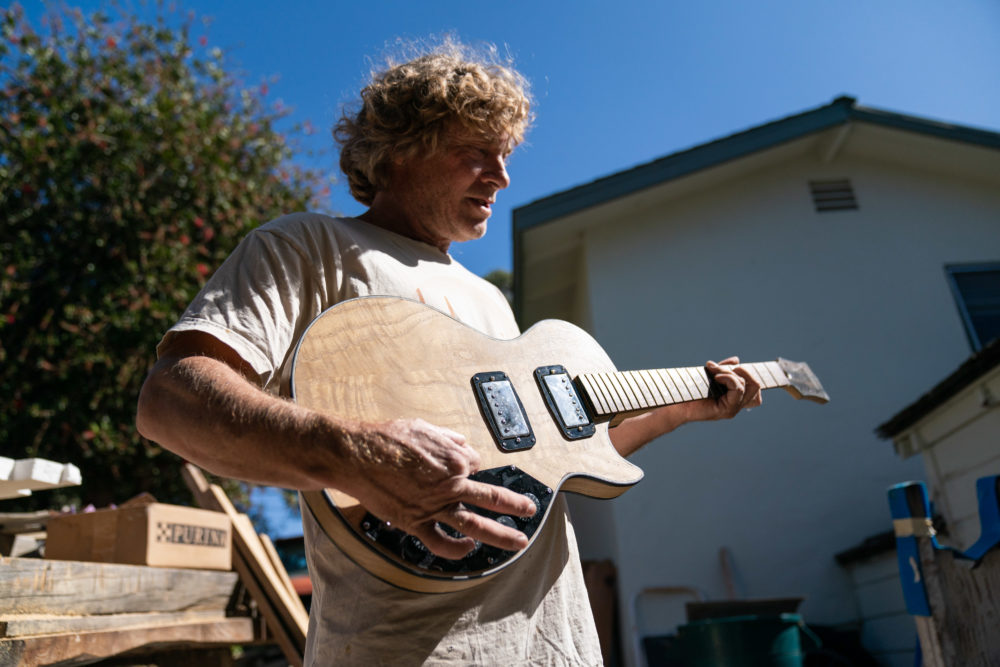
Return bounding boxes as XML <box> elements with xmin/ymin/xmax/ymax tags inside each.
<box><xmin>157</xmin><ymin>217</ymin><xmax>338</xmax><ymax>390</ymax></box>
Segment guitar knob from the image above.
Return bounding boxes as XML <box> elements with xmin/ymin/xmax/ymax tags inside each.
<box><xmin>495</xmin><ymin>515</ymin><xmax>518</xmax><ymax>531</ymax></box>
<box><xmin>401</xmin><ymin>534</ymin><xmax>435</xmax><ymax>568</ymax></box>
<box><xmin>463</xmin><ymin>540</ymin><xmax>482</xmax><ymax>560</ymax></box>
<box><xmin>521</xmin><ymin>492</ymin><xmax>541</xmax><ymax>521</ymax></box>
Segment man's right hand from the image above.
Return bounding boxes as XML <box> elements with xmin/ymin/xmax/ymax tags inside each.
<box><xmin>335</xmin><ymin>418</ymin><xmax>537</xmax><ymax>560</ymax></box>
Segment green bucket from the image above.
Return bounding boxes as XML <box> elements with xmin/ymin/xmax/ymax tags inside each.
<box><xmin>675</xmin><ymin>613</ymin><xmax>821</xmax><ymax>667</ymax></box>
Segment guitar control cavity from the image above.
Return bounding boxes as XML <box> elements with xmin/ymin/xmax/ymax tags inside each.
<box><xmin>534</xmin><ymin>365</ymin><xmax>596</xmax><ymax>440</ymax></box>
<box><xmin>472</xmin><ymin>371</ymin><xmax>536</xmax><ymax>451</ymax></box>
<box><xmin>359</xmin><ymin>465</ymin><xmax>552</xmax><ymax>575</ymax></box>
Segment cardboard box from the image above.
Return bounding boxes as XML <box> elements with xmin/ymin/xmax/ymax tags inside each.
<box><xmin>46</xmin><ymin>502</ymin><xmax>232</xmax><ymax>570</ymax></box>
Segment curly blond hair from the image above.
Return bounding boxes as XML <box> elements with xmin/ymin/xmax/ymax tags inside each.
<box><xmin>335</xmin><ymin>39</ymin><xmax>532</xmax><ymax>206</ymax></box>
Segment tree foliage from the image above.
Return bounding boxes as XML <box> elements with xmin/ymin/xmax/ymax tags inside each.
<box><xmin>0</xmin><ymin>4</ymin><xmax>328</xmax><ymax>509</ymax></box>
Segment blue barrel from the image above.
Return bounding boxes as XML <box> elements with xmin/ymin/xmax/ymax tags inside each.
<box><xmin>675</xmin><ymin>613</ymin><xmax>820</xmax><ymax>667</ymax></box>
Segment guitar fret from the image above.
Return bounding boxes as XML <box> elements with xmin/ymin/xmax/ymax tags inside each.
<box><xmin>676</xmin><ymin>367</ymin><xmax>699</xmax><ymax>401</ymax></box>
<box><xmin>679</xmin><ymin>367</ymin><xmax>698</xmax><ymax>398</ymax></box>
<box><xmin>686</xmin><ymin>366</ymin><xmax>711</xmax><ymax>399</ymax></box>
<box><xmin>667</xmin><ymin>368</ymin><xmax>694</xmax><ymax>402</ymax></box>
<box><xmin>609</xmin><ymin>372</ymin><xmax>641</xmax><ymax>412</ymax></box>
<box><xmin>659</xmin><ymin>368</ymin><xmax>685</xmax><ymax>403</ymax></box>
<box><xmin>755</xmin><ymin>362</ymin><xmax>780</xmax><ymax>388</ymax></box>
<box><xmin>579</xmin><ymin>374</ymin><xmax>610</xmax><ymax>417</ymax></box>
<box><xmin>644</xmin><ymin>370</ymin><xmax>674</xmax><ymax>405</ymax></box>
<box><xmin>594</xmin><ymin>373</ymin><xmax>621</xmax><ymax>414</ymax></box>
<box><xmin>656</xmin><ymin>369</ymin><xmax>683</xmax><ymax>404</ymax></box>
<box><xmin>651</xmin><ymin>369</ymin><xmax>681</xmax><ymax>405</ymax></box>
<box><xmin>639</xmin><ymin>370</ymin><xmax>668</xmax><ymax>407</ymax></box>
<box><xmin>743</xmin><ymin>363</ymin><xmax>766</xmax><ymax>388</ymax></box>
<box><xmin>637</xmin><ymin>370</ymin><xmax>661</xmax><ymax>406</ymax></box>
<box><xmin>594</xmin><ymin>373</ymin><xmax>619</xmax><ymax>415</ymax></box>
<box><xmin>622</xmin><ymin>372</ymin><xmax>651</xmax><ymax>409</ymax></box>
<box><xmin>765</xmin><ymin>361</ymin><xmax>789</xmax><ymax>387</ymax></box>
<box><xmin>601</xmin><ymin>372</ymin><xmax>628</xmax><ymax>413</ymax></box>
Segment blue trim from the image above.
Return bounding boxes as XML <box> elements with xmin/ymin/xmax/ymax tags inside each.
<box><xmin>964</xmin><ymin>475</ymin><xmax>1000</xmax><ymax>561</ymax></box>
<box><xmin>888</xmin><ymin>482</ymin><xmax>932</xmax><ymax>617</ymax></box>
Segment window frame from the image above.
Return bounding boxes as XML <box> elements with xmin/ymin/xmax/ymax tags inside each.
<box><xmin>945</xmin><ymin>262</ymin><xmax>1000</xmax><ymax>351</ymax></box>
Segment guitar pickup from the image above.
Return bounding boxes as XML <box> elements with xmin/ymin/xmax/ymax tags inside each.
<box><xmin>472</xmin><ymin>372</ymin><xmax>535</xmax><ymax>451</ymax></box>
<box><xmin>535</xmin><ymin>366</ymin><xmax>596</xmax><ymax>440</ymax></box>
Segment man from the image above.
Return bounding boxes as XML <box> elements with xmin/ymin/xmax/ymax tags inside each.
<box><xmin>136</xmin><ymin>41</ymin><xmax>761</xmax><ymax>665</ymax></box>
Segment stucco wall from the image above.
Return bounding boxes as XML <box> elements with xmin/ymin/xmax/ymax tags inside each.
<box><xmin>566</xmin><ymin>153</ymin><xmax>1000</xmax><ymax>664</ymax></box>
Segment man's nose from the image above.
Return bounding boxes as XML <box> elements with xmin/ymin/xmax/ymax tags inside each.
<box><xmin>482</xmin><ymin>154</ymin><xmax>510</xmax><ymax>190</ymax></box>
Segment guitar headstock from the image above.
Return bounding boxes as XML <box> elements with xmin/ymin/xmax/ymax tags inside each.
<box><xmin>776</xmin><ymin>358</ymin><xmax>830</xmax><ymax>404</ymax></box>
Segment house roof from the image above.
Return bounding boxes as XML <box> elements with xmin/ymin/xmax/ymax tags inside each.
<box><xmin>513</xmin><ymin>96</ymin><xmax>1000</xmax><ymax>233</ymax></box>
<box><xmin>512</xmin><ymin>96</ymin><xmax>1000</xmax><ymax>325</ymax></box>
<box><xmin>876</xmin><ymin>337</ymin><xmax>1000</xmax><ymax>439</ymax></box>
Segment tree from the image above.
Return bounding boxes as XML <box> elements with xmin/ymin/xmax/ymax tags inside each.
<box><xmin>483</xmin><ymin>269</ymin><xmax>513</xmax><ymax>306</ymax></box>
<box><xmin>0</xmin><ymin>4</ymin><xmax>328</xmax><ymax>509</ymax></box>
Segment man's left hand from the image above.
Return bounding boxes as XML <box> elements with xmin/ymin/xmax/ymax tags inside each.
<box><xmin>699</xmin><ymin>356</ymin><xmax>763</xmax><ymax>420</ymax></box>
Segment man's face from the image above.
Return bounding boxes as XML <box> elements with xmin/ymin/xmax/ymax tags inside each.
<box><xmin>384</xmin><ymin>124</ymin><xmax>512</xmax><ymax>251</ymax></box>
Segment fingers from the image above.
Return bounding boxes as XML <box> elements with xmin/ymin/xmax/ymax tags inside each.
<box><xmin>406</xmin><ymin>494</ymin><xmax>533</xmax><ymax>560</ymax></box>
<box><xmin>706</xmin><ymin>358</ymin><xmax>763</xmax><ymax>417</ymax></box>
<box><xmin>421</xmin><ymin>480</ymin><xmax>535</xmax><ymax>556</ymax></box>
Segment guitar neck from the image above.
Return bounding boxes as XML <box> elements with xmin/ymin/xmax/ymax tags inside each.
<box><xmin>577</xmin><ymin>361</ymin><xmax>791</xmax><ymax>421</ymax></box>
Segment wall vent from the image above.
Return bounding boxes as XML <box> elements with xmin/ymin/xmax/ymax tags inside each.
<box><xmin>809</xmin><ymin>179</ymin><xmax>858</xmax><ymax>212</ymax></box>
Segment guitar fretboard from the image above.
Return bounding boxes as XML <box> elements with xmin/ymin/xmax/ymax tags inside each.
<box><xmin>577</xmin><ymin>361</ymin><xmax>790</xmax><ymax>418</ymax></box>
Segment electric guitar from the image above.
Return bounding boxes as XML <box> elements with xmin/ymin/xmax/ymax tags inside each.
<box><xmin>290</xmin><ymin>296</ymin><xmax>829</xmax><ymax>593</ymax></box>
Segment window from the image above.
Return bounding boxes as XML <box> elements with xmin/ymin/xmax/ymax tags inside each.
<box><xmin>946</xmin><ymin>263</ymin><xmax>1000</xmax><ymax>350</ymax></box>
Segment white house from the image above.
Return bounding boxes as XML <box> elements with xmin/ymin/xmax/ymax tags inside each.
<box><xmin>879</xmin><ymin>337</ymin><xmax>1000</xmax><ymax>551</ymax></box>
<box><xmin>512</xmin><ymin>96</ymin><xmax>1000</xmax><ymax>666</ymax></box>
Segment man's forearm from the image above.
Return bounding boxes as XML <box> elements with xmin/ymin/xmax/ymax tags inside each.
<box><xmin>609</xmin><ymin>402</ymin><xmax>698</xmax><ymax>457</ymax></box>
<box><xmin>136</xmin><ymin>354</ymin><xmax>343</xmax><ymax>489</ymax></box>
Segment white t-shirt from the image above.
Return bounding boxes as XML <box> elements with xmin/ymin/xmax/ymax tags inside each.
<box><xmin>161</xmin><ymin>213</ymin><xmax>603</xmax><ymax>666</ymax></box>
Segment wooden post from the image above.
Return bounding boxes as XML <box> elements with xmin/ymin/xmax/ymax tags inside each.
<box><xmin>889</xmin><ymin>476</ymin><xmax>1000</xmax><ymax>666</ymax></box>
<box><xmin>182</xmin><ymin>464</ymin><xmax>308</xmax><ymax>667</ymax></box>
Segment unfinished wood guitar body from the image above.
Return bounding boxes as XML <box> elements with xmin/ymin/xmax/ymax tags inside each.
<box><xmin>290</xmin><ymin>296</ymin><xmax>828</xmax><ymax>593</ymax></box>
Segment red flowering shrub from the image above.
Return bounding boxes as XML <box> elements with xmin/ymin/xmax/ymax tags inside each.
<box><xmin>0</xmin><ymin>4</ymin><xmax>327</xmax><ymax>508</ymax></box>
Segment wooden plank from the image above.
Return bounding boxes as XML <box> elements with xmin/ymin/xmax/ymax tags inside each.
<box><xmin>182</xmin><ymin>465</ymin><xmax>306</xmax><ymax>667</ymax></box>
<box><xmin>0</xmin><ymin>512</ymin><xmax>51</xmax><ymax>535</ymax></box>
<box><xmin>259</xmin><ymin>532</ymin><xmax>303</xmax><ymax>610</ymax></box>
<box><xmin>916</xmin><ymin>537</ymin><xmax>1000</xmax><ymax>665</ymax></box>
<box><xmin>0</xmin><ymin>610</ymin><xmax>226</xmax><ymax>638</ymax></box>
<box><xmin>0</xmin><ymin>616</ymin><xmax>254</xmax><ymax>667</ymax></box>
<box><xmin>0</xmin><ymin>458</ymin><xmax>82</xmax><ymax>500</ymax></box>
<box><xmin>0</xmin><ymin>557</ymin><xmax>237</xmax><ymax>616</ymax></box>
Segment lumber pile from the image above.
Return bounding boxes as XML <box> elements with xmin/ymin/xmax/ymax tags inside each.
<box><xmin>0</xmin><ymin>466</ymin><xmax>309</xmax><ymax>666</ymax></box>
<box><xmin>0</xmin><ymin>557</ymin><xmax>250</xmax><ymax>666</ymax></box>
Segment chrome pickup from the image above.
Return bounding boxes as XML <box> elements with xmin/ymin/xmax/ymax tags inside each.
<box><xmin>471</xmin><ymin>371</ymin><xmax>535</xmax><ymax>451</ymax></box>
<box><xmin>535</xmin><ymin>365</ymin><xmax>595</xmax><ymax>440</ymax></box>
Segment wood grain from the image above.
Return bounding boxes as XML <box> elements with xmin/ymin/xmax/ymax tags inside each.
<box><xmin>289</xmin><ymin>297</ymin><xmax>827</xmax><ymax>592</ymax></box>
<box><xmin>0</xmin><ymin>617</ymin><xmax>253</xmax><ymax>667</ymax></box>
<box><xmin>0</xmin><ymin>557</ymin><xmax>236</xmax><ymax>616</ymax></box>
<box><xmin>182</xmin><ymin>465</ymin><xmax>307</xmax><ymax>667</ymax></box>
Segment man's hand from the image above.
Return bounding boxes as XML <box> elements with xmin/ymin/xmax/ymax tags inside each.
<box><xmin>700</xmin><ymin>356</ymin><xmax>763</xmax><ymax>420</ymax></box>
<box><xmin>338</xmin><ymin>418</ymin><xmax>537</xmax><ymax>560</ymax></box>
<box><xmin>609</xmin><ymin>356</ymin><xmax>762</xmax><ymax>457</ymax></box>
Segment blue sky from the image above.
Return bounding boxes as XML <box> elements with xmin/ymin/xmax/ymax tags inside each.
<box><xmin>21</xmin><ymin>0</ymin><xmax>1000</xmax><ymax>536</ymax></box>
<box><xmin>22</xmin><ymin>0</ymin><xmax>1000</xmax><ymax>279</ymax></box>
